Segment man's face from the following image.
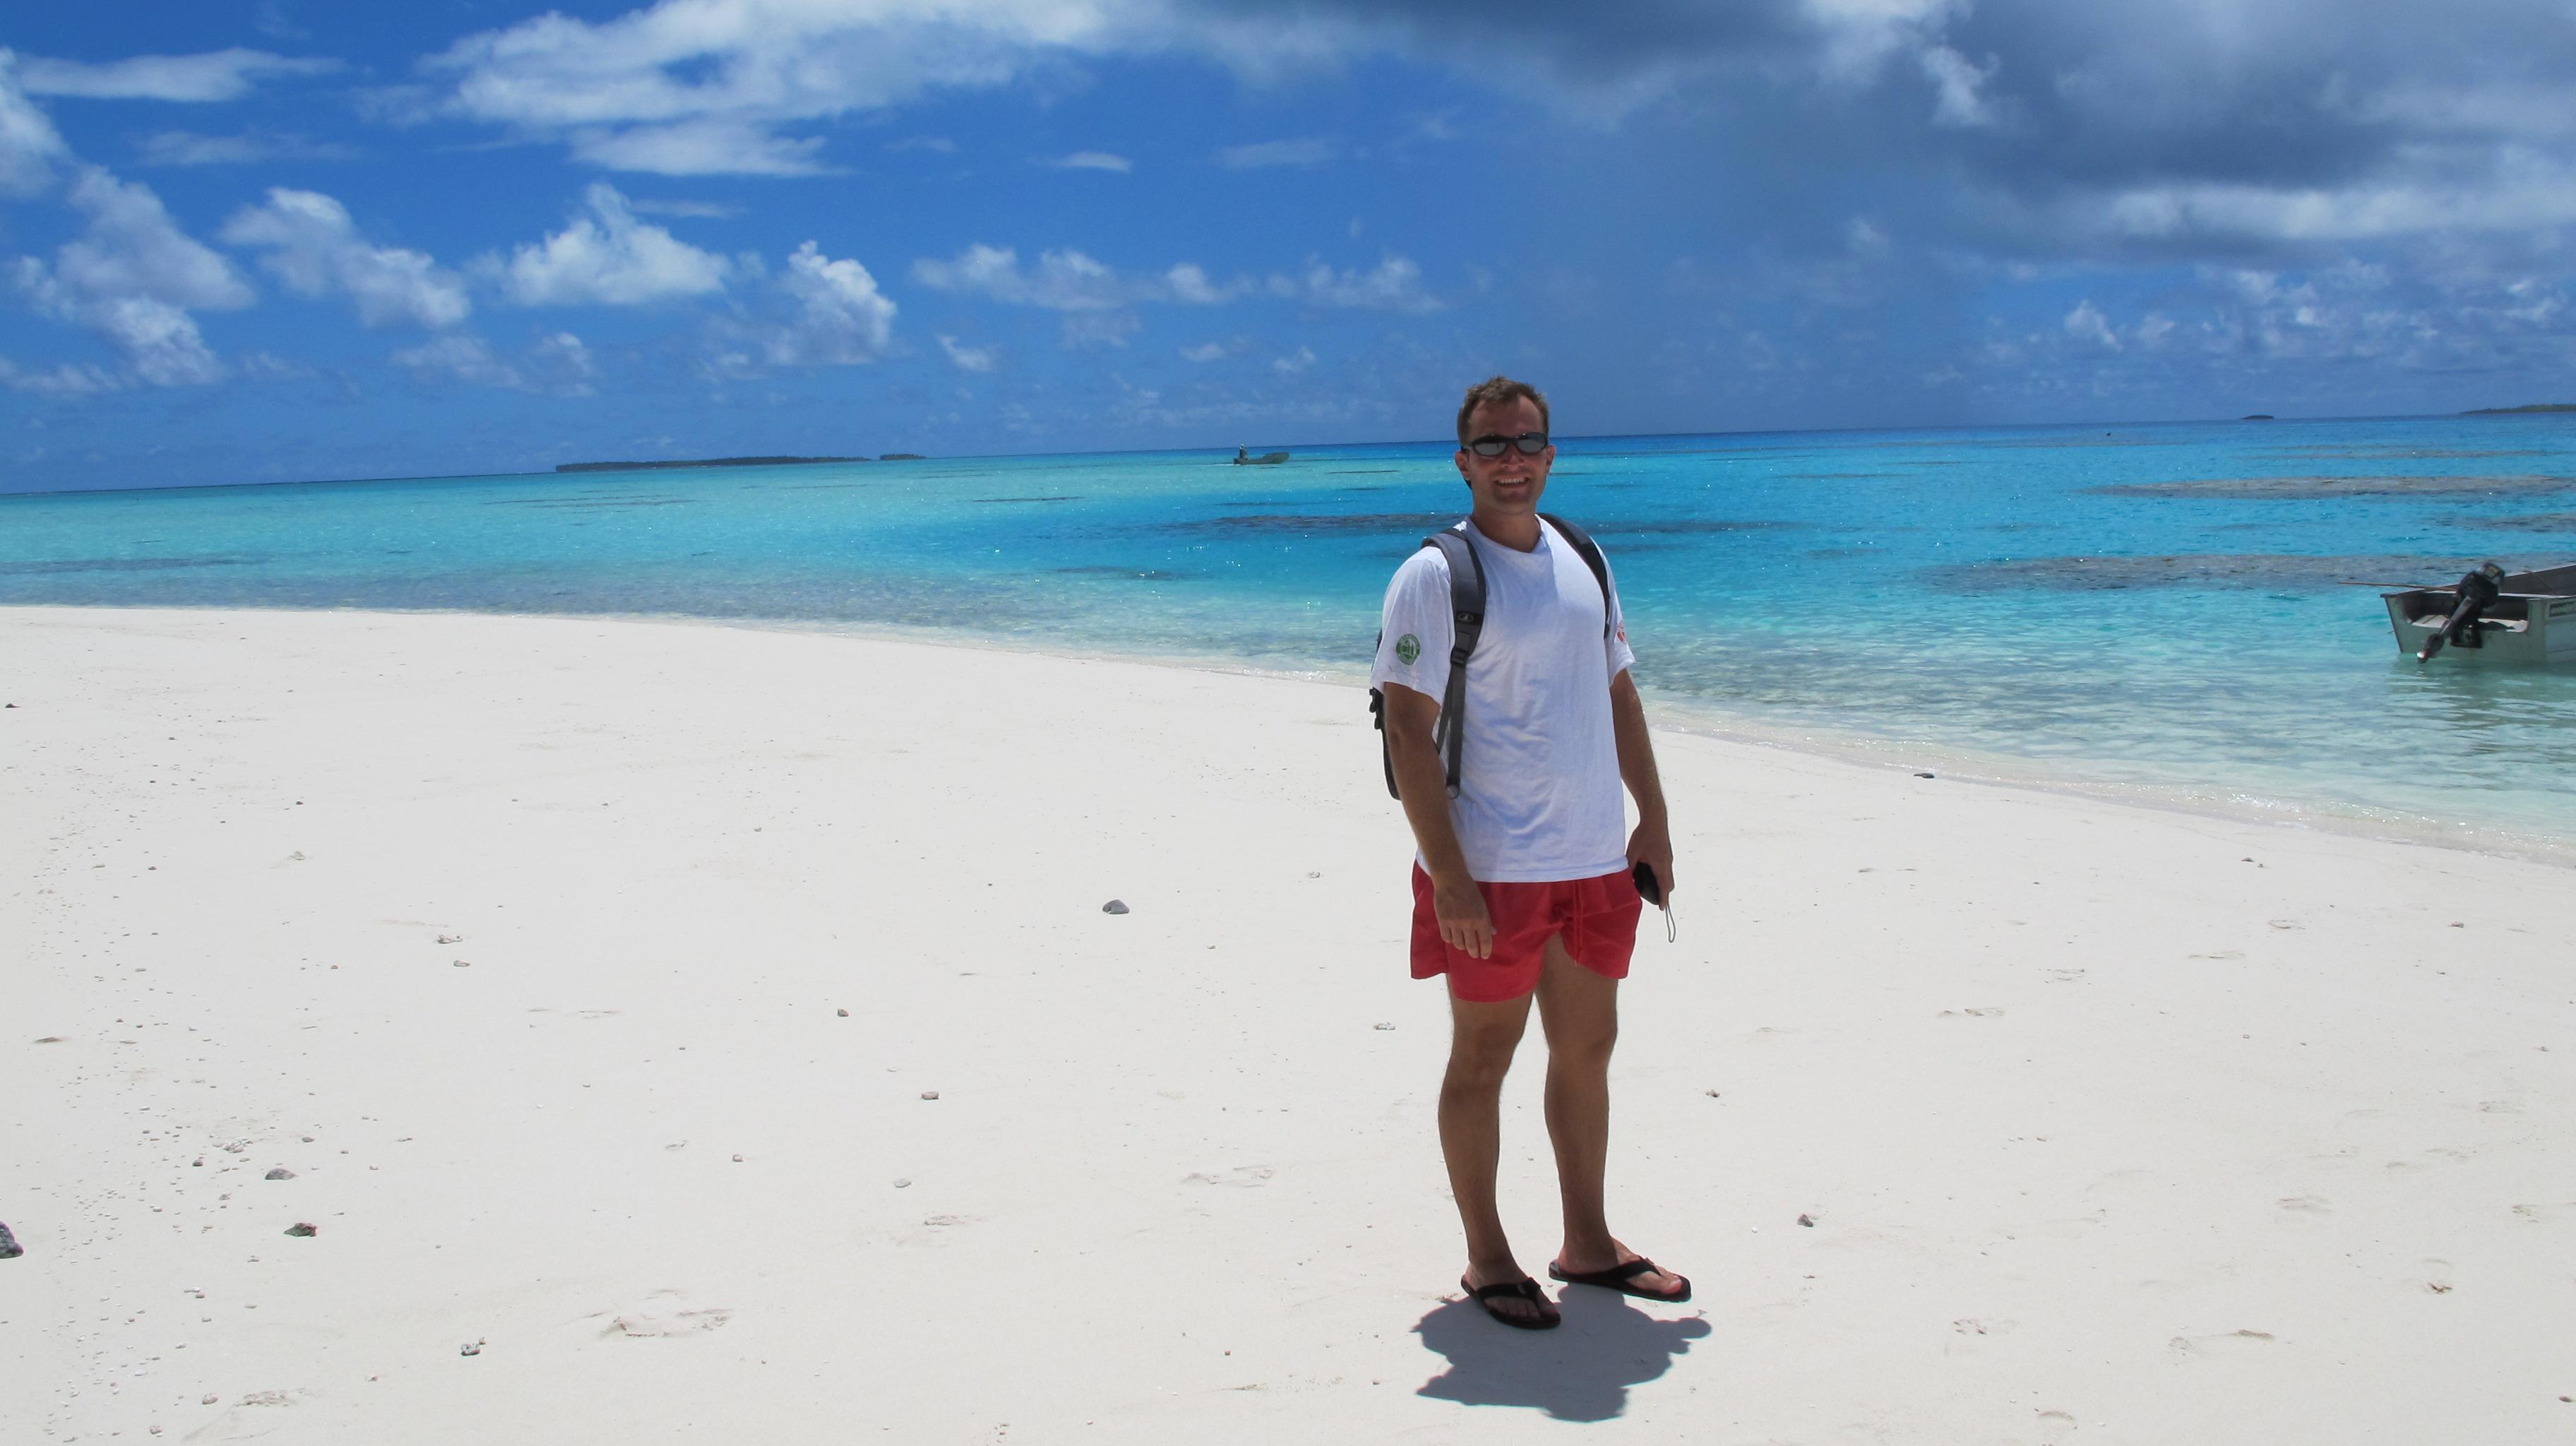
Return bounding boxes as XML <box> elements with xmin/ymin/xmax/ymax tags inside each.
<box><xmin>1453</xmin><ymin>395</ymin><xmax>1554</xmax><ymax>517</ymax></box>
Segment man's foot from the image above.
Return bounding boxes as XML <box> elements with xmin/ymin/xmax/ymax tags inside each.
<box><xmin>1549</xmin><ymin>1243</ymin><xmax>1690</xmax><ymax>1303</ymax></box>
<box><xmin>1460</xmin><ymin>1273</ymin><xmax>1561</xmax><ymax>1330</ymax></box>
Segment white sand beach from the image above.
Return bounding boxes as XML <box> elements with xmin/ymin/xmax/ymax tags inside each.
<box><xmin>6</xmin><ymin>604</ymin><xmax>2573</xmax><ymax>1444</ymax></box>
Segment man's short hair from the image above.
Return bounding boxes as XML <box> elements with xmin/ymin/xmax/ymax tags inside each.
<box><xmin>1455</xmin><ymin>376</ymin><xmax>1550</xmax><ymax>446</ymax></box>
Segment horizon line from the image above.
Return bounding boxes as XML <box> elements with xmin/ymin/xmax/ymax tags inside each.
<box><xmin>0</xmin><ymin>407</ymin><xmax>2552</xmax><ymax>501</ymax></box>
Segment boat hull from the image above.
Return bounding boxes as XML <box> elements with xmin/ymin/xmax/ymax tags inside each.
<box><xmin>2383</xmin><ymin>590</ymin><xmax>2576</xmax><ymax>664</ymax></box>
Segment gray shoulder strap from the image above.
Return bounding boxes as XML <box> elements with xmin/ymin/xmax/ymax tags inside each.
<box><xmin>1425</xmin><ymin>527</ymin><xmax>1486</xmax><ymax>799</ymax></box>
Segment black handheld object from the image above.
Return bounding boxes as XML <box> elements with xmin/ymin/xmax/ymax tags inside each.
<box><xmin>1633</xmin><ymin>860</ymin><xmax>1664</xmax><ymax>907</ymax></box>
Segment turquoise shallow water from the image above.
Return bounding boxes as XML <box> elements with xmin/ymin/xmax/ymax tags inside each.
<box><xmin>8</xmin><ymin>414</ymin><xmax>2576</xmax><ymax>854</ymax></box>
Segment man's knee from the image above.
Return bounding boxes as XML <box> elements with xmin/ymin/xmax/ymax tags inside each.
<box><xmin>1444</xmin><ymin>1012</ymin><xmax>1527</xmax><ymax>1094</ymax></box>
<box><xmin>1537</xmin><ymin>948</ymin><xmax>1620</xmax><ymax>1065</ymax></box>
<box><xmin>1546</xmin><ymin>1014</ymin><xmax>1618</xmax><ymax>1070</ymax></box>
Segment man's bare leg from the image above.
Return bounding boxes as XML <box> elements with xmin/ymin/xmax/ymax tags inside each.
<box><xmin>1441</xmin><ymin>987</ymin><xmax>1543</xmax><ymax>1322</ymax></box>
<box><xmin>1535</xmin><ymin>938</ymin><xmax>1686</xmax><ymax>1295</ymax></box>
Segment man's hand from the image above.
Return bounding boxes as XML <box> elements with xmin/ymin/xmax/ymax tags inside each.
<box><xmin>1383</xmin><ymin>681</ymin><xmax>1491</xmax><ymax>954</ymax></box>
<box><xmin>1626</xmin><ymin>818</ymin><xmax>1674</xmax><ymax>902</ymax></box>
<box><xmin>1609</xmin><ymin>670</ymin><xmax>1674</xmax><ymax>903</ymax></box>
<box><xmin>1431</xmin><ymin>872</ymin><xmax>1496</xmax><ymax>960</ymax></box>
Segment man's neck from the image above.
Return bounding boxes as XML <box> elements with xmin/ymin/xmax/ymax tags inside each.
<box><xmin>1469</xmin><ymin>507</ymin><xmax>1543</xmax><ymax>552</ymax></box>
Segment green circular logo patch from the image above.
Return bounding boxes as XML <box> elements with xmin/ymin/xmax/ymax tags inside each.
<box><xmin>1395</xmin><ymin>633</ymin><xmax>1421</xmax><ymax>664</ymax></box>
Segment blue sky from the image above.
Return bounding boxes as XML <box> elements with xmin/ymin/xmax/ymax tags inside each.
<box><xmin>2</xmin><ymin>0</ymin><xmax>2572</xmax><ymax>491</ymax></box>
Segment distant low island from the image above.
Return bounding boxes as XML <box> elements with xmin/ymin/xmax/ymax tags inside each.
<box><xmin>2462</xmin><ymin>403</ymin><xmax>2576</xmax><ymax>415</ymax></box>
<box><xmin>556</xmin><ymin>455</ymin><xmax>876</xmax><ymax>473</ymax></box>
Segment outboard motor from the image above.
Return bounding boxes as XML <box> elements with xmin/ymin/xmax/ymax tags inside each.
<box><xmin>2417</xmin><ymin>561</ymin><xmax>2508</xmax><ymax>662</ymax></box>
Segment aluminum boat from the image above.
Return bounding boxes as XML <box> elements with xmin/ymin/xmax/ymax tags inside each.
<box><xmin>2383</xmin><ymin>563</ymin><xmax>2576</xmax><ymax>664</ymax></box>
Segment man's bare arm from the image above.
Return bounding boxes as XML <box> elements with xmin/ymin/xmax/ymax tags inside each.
<box><xmin>1609</xmin><ymin>669</ymin><xmax>1675</xmax><ymax>898</ymax></box>
<box><xmin>1382</xmin><ymin>681</ymin><xmax>1495</xmax><ymax>960</ymax></box>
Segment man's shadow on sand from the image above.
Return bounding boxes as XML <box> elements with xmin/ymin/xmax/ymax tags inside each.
<box><xmin>1412</xmin><ymin>1289</ymin><xmax>1713</xmax><ymax>1422</ymax></box>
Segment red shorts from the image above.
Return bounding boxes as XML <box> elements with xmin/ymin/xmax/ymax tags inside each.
<box><xmin>1409</xmin><ymin>865</ymin><xmax>1644</xmax><ymax>1003</ymax></box>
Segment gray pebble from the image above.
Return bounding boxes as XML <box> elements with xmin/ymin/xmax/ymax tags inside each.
<box><xmin>459</xmin><ymin>1342</ymin><xmax>481</xmax><ymax>1357</ymax></box>
<box><xmin>836</xmin><ymin>1008</ymin><xmax>849</xmax><ymax>1017</ymax></box>
<box><xmin>893</xmin><ymin>1178</ymin><xmax>912</xmax><ymax>1188</ymax></box>
<box><xmin>1372</xmin><ymin>1022</ymin><xmax>1395</xmax><ymax>1031</ymax></box>
<box><xmin>1914</xmin><ymin>771</ymin><xmax>1935</xmax><ymax>779</ymax></box>
<box><xmin>265</xmin><ymin>1168</ymin><xmax>295</xmax><ymax>1181</ymax></box>
<box><xmin>1101</xmin><ymin>899</ymin><xmax>1129</xmax><ymax>914</ymax></box>
<box><xmin>452</xmin><ymin>960</ymin><xmax>472</xmax><ymax>968</ymax></box>
<box><xmin>284</xmin><ymin>1222</ymin><xmax>317</xmax><ymax>1237</ymax></box>
<box><xmin>1797</xmin><ymin>1213</ymin><xmax>1816</xmax><ymax>1227</ymax></box>
<box><xmin>919</xmin><ymin>1090</ymin><xmax>939</xmax><ymax>1100</ymax></box>
<box><xmin>0</xmin><ymin>1221</ymin><xmax>22</xmax><ymax>1260</ymax></box>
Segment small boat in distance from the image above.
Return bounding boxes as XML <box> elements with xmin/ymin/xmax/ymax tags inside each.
<box><xmin>2382</xmin><ymin>562</ymin><xmax>2576</xmax><ymax>664</ymax></box>
<box><xmin>1231</xmin><ymin>448</ymin><xmax>1290</xmax><ymax>465</ymax></box>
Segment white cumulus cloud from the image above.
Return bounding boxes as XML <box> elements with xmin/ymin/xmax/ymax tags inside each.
<box><xmin>762</xmin><ymin>241</ymin><xmax>896</xmax><ymax>364</ymax></box>
<box><xmin>12</xmin><ymin>165</ymin><xmax>252</xmax><ymax>386</ymax></box>
<box><xmin>1280</xmin><ymin>254</ymin><xmax>1440</xmax><ymax>312</ymax></box>
<box><xmin>938</xmin><ymin>334</ymin><xmax>996</xmax><ymax>371</ymax></box>
<box><xmin>2062</xmin><ymin>299</ymin><xmax>2121</xmax><ymax>349</ymax></box>
<box><xmin>222</xmin><ymin>189</ymin><xmax>470</xmax><ymax>329</ymax></box>
<box><xmin>1217</xmin><ymin>137</ymin><xmax>1335</xmax><ymax>169</ymax></box>
<box><xmin>138</xmin><ymin>130</ymin><xmax>358</xmax><ymax>167</ymax></box>
<box><xmin>1046</xmin><ymin>150</ymin><xmax>1131</xmax><ymax>172</ymax></box>
<box><xmin>493</xmin><ymin>184</ymin><xmax>732</xmax><ymax>306</ymax></box>
<box><xmin>0</xmin><ymin>354</ymin><xmax>122</xmax><ymax>398</ymax></box>
<box><xmin>914</xmin><ymin>242</ymin><xmax>1441</xmax><ymax>343</ymax></box>
<box><xmin>914</xmin><ymin>244</ymin><xmax>1135</xmax><ymax>311</ymax></box>
<box><xmin>1164</xmin><ymin>262</ymin><xmax>1244</xmax><ymax>304</ymax></box>
<box><xmin>393</xmin><ymin>330</ymin><xmax>597</xmax><ymax>394</ymax></box>
<box><xmin>427</xmin><ymin>0</ymin><xmax>1109</xmax><ymax>176</ymax></box>
<box><xmin>0</xmin><ymin>51</ymin><xmax>71</xmax><ymax>195</ymax></box>
<box><xmin>18</xmin><ymin>48</ymin><xmax>338</xmax><ymax>102</ymax></box>
<box><xmin>393</xmin><ymin>333</ymin><xmax>524</xmax><ymax>389</ymax></box>
<box><xmin>570</xmin><ymin>116</ymin><xmax>833</xmax><ymax>177</ymax></box>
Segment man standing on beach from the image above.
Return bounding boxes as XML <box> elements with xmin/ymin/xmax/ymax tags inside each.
<box><xmin>1371</xmin><ymin>376</ymin><xmax>1686</xmax><ymax>1330</ymax></box>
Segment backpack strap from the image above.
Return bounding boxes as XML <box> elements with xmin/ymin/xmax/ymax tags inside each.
<box><xmin>1539</xmin><ymin>513</ymin><xmax>1613</xmax><ymax>635</ymax></box>
<box><xmin>1424</xmin><ymin>527</ymin><xmax>1487</xmax><ymax>799</ymax></box>
<box><xmin>1371</xmin><ymin>525</ymin><xmax>1487</xmax><ymax>799</ymax></box>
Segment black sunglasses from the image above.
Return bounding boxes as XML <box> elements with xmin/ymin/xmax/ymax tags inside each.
<box><xmin>1462</xmin><ymin>431</ymin><xmax>1549</xmax><ymax>458</ymax></box>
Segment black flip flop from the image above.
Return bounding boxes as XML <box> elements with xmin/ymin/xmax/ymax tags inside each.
<box><xmin>1461</xmin><ymin>1274</ymin><xmax>1561</xmax><ymax>1330</ymax></box>
<box><xmin>1548</xmin><ymin>1257</ymin><xmax>1692</xmax><ymax>1303</ymax></box>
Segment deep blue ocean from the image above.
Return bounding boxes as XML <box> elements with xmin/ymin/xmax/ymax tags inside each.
<box><xmin>8</xmin><ymin>414</ymin><xmax>2575</xmax><ymax>855</ymax></box>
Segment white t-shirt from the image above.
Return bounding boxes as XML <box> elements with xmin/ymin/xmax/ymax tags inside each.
<box><xmin>1370</xmin><ymin>518</ymin><xmax>1638</xmax><ymax>883</ymax></box>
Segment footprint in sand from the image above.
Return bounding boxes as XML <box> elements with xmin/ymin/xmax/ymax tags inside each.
<box><xmin>592</xmin><ymin>1290</ymin><xmax>733</xmax><ymax>1338</ymax></box>
<box><xmin>896</xmin><ymin>1213</ymin><xmax>984</xmax><ymax>1246</ymax></box>
<box><xmin>1183</xmin><ymin>1165</ymin><xmax>1275</xmax><ymax>1188</ymax></box>
<box><xmin>603</xmin><ymin>1308</ymin><xmax>733</xmax><ymax>1338</ymax></box>
<box><xmin>2167</xmin><ymin>1328</ymin><xmax>2276</xmax><ymax>1361</ymax></box>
